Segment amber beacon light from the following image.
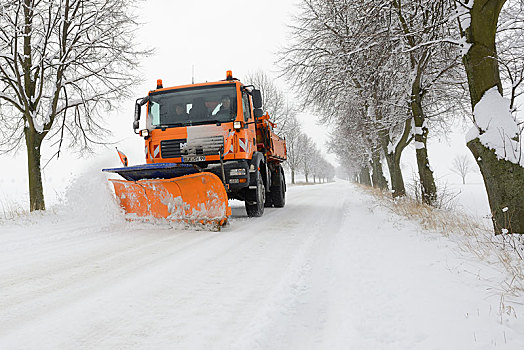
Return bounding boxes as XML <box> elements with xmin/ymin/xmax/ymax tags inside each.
<box><xmin>156</xmin><ymin>79</ymin><xmax>163</xmax><ymax>89</ymax></box>
<box><xmin>226</xmin><ymin>70</ymin><xmax>233</xmax><ymax>80</ymax></box>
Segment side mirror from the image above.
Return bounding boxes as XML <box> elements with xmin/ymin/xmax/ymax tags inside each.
<box><xmin>133</xmin><ymin>103</ymin><xmax>141</xmax><ymax>133</ymax></box>
<box><xmin>252</xmin><ymin>89</ymin><xmax>262</xmax><ymax>109</ymax></box>
<box><xmin>254</xmin><ymin>108</ymin><xmax>263</xmax><ymax>118</ymax></box>
<box><xmin>134</xmin><ymin>97</ymin><xmax>149</xmax><ymax>133</ymax></box>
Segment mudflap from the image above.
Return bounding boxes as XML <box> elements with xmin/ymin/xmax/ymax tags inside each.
<box><xmin>109</xmin><ymin>172</ymin><xmax>231</xmax><ymax>228</ymax></box>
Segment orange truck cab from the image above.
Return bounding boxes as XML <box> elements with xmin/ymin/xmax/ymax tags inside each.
<box><xmin>129</xmin><ymin>71</ymin><xmax>287</xmax><ymax>217</ymax></box>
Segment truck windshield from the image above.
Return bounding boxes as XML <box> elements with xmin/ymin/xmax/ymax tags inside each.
<box><xmin>148</xmin><ymin>85</ymin><xmax>237</xmax><ymax>127</ymax></box>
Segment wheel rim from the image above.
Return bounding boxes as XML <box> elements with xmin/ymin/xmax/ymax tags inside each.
<box><xmin>259</xmin><ymin>179</ymin><xmax>265</xmax><ymax>208</ymax></box>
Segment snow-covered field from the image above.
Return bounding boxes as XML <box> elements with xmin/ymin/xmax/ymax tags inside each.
<box><xmin>1</xmin><ymin>177</ymin><xmax>523</xmax><ymax>349</ymax></box>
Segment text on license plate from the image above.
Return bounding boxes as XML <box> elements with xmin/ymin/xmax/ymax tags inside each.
<box><xmin>183</xmin><ymin>155</ymin><xmax>206</xmax><ymax>162</ymax></box>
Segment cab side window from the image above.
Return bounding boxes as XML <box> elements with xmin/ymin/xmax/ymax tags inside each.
<box><xmin>149</xmin><ymin>101</ymin><xmax>160</xmax><ymax>126</ymax></box>
<box><xmin>242</xmin><ymin>93</ymin><xmax>251</xmax><ymax>122</ymax></box>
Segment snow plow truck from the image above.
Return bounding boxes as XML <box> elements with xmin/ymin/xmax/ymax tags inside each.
<box><xmin>103</xmin><ymin>71</ymin><xmax>287</xmax><ymax>227</ymax></box>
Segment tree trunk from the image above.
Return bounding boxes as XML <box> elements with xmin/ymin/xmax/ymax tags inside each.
<box><xmin>24</xmin><ymin>127</ymin><xmax>45</xmax><ymax>211</ymax></box>
<box><xmin>305</xmin><ymin>172</ymin><xmax>309</xmax><ymax>183</ymax></box>
<box><xmin>21</xmin><ymin>4</ymin><xmax>45</xmax><ymax>211</ymax></box>
<box><xmin>462</xmin><ymin>0</ymin><xmax>524</xmax><ymax>234</ymax></box>
<box><xmin>379</xmin><ymin>119</ymin><xmax>412</xmax><ymax>197</ymax></box>
<box><xmin>359</xmin><ymin>166</ymin><xmax>372</xmax><ymax>186</ymax></box>
<box><xmin>414</xmin><ymin>128</ymin><xmax>437</xmax><ymax>206</ymax></box>
<box><xmin>385</xmin><ymin>152</ymin><xmax>405</xmax><ymax>197</ymax></box>
<box><xmin>411</xmin><ymin>104</ymin><xmax>437</xmax><ymax>205</ymax></box>
<box><xmin>291</xmin><ymin>169</ymin><xmax>295</xmax><ymax>184</ymax></box>
<box><xmin>370</xmin><ymin>152</ymin><xmax>388</xmax><ymax>190</ymax></box>
<box><xmin>468</xmin><ymin>139</ymin><xmax>524</xmax><ymax>233</ymax></box>
<box><xmin>409</xmin><ymin>55</ymin><xmax>437</xmax><ymax>206</ymax></box>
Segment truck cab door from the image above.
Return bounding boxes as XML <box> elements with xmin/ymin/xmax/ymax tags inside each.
<box><xmin>242</xmin><ymin>92</ymin><xmax>256</xmax><ymax>152</ymax></box>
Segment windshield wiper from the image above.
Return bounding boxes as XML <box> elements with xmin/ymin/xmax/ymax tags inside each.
<box><xmin>159</xmin><ymin>123</ymin><xmax>185</xmax><ymax>128</ymax></box>
<box><xmin>190</xmin><ymin>119</ymin><xmax>226</xmax><ymax>126</ymax></box>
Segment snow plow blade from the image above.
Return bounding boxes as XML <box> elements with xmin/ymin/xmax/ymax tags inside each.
<box><xmin>107</xmin><ymin>172</ymin><xmax>231</xmax><ymax>227</ymax></box>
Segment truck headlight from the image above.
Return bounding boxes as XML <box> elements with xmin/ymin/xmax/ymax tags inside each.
<box><xmin>230</xmin><ymin>168</ymin><xmax>246</xmax><ymax>176</ymax></box>
<box><xmin>139</xmin><ymin>129</ymin><xmax>150</xmax><ymax>138</ymax></box>
<box><xmin>233</xmin><ymin>121</ymin><xmax>242</xmax><ymax>130</ymax></box>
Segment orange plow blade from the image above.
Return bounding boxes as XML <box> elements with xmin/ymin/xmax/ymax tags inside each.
<box><xmin>109</xmin><ymin>172</ymin><xmax>231</xmax><ymax>227</ymax></box>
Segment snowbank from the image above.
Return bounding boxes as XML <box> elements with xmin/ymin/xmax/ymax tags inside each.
<box><xmin>467</xmin><ymin>87</ymin><xmax>523</xmax><ymax>166</ymax></box>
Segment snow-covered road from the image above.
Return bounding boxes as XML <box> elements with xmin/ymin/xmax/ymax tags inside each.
<box><xmin>1</xmin><ymin>179</ymin><xmax>523</xmax><ymax>349</ymax></box>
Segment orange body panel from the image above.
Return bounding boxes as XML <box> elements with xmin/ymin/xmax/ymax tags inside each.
<box><xmin>109</xmin><ymin>172</ymin><xmax>231</xmax><ymax>226</ymax></box>
<box><xmin>255</xmin><ymin>114</ymin><xmax>287</xmax><ymax>162</ymax></box>
<box><xmin>269</xmin><ymin>132</ymin><xmax>287</xmax><ymax>161</ymax></box>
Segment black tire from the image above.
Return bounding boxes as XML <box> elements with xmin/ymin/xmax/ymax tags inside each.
<box><xmin>271</xmin><ymin>166</ymin><xmax>286</xmax><ymax>208</ymax></box>
<box><xmin>245</xmin><ymin>171</ymin><xmax>265</xmax><ymax>217</ymax></box>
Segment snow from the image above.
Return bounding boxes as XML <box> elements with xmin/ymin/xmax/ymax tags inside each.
<box><xmin>452</xmin><ymin>182</ymin><xmax>491</xmax><ymax>219</ymax></box>
<box><xmin>0</xmin><ymin>179</ymin><xmax>523</xmax><ymax>349</ymax></box>
<box><xmin>415</xmin><ymin>141</ymin><xmax>425</xmax><ymax>149</ymax></box>
<box><xmin>31</xmin><ymin>110</ymin><xmax>45</xmax><ymax>134</ymax></box>
<box><xmin>454</xmin><ymin>1</ymin><xmax>472</xmax><ymax>34</ymax></box>
<box><xmin>387</xmin><ymin>141</ymin><xmax>395</xmax><ymax>154</ymax></box>
<box><xmin>454</xmin><ymin>36</ymin><xmax>472</xmax><ymax>57</ymax></box>
<box><xmin>467</xmin><ymin>87</ymin><xmax>523</xmax><ymax>166</ymax></box>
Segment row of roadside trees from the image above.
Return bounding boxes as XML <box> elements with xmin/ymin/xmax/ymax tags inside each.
<box><xmin>280</xmin><ymin>0</ymin><xmax>524</xmax><ymax>235</ymax></box>
<box><xmin>245</xmin><ymin>71</ymin><xmax>335</xmax><ymax>184</ymax></box>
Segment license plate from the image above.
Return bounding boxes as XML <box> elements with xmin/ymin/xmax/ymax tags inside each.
<box><xmin>183</xmin><ymin>155</ymin><xmax>206</xmax><ymax>162</ymax></box>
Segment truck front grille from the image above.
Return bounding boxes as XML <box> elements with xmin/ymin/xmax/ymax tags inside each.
<box><xmin>160</xmin><ymin>138</ymin><xmax>186</xmax><ymax>158</ymax></box>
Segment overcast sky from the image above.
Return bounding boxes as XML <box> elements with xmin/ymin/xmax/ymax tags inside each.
<box><xmin>140</xmin><ymin>0</ymin><xmax>293</xmax><ymax>83</ymax></box>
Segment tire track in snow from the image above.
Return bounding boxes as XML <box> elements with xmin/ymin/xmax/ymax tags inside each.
<box><xmin>72</xmin><ymin>184</ymin><xmax>344</xmax><ymax>349</ymax></box>
<box><xmin>230</xmin><ymin>182</ymin><xmax>349</xmax><ymax>350</ymax></box>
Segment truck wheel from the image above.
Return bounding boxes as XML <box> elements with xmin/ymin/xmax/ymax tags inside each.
<box><xmin>271</xmin><ymin>167</ymin><xmax>286</xmax><ymax>208</ymax></box>
<box><xmin>264</xmin><ymin>196</ymin><xmax>273</xmax><ymax>207</ymax></box>
<box><xmin>245</xmin><ymin>171</ymin><xmax>265</xmax><ymax>217</ymax></box>
<box><xmin>264</xmin><ymin>182</ymin><xmax>273</xmax><ymax>207</ymax></box>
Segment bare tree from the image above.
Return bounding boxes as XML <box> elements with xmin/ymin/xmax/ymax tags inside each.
<box><xmin>310</xmin><ymin>147</ymin><xmax>322</xmax><ymax>183</ymax></box>
<box><xmin>389</xmin><ymin>0</ymin><xmax>465</xmax><ymax>206</ymax></box>
<box><xmin>455</xmin><ymin>0</ymin><xmax>524</xmax><ymax>234</ymax></box>
<box><xmin>328</xmin><ymin>122</ymin><xmax>373</xmax><ymax>187</ymax></box>
<box><xmin>0</xmin><ymin>0</ymin><xmax>148</xmax><ymax>211</ymax></box>
<box><xmin>244</xmin><ymin>70</ymin><xmax>297</xmax><ymax>136</ymax></box>
<box><xmin>283</xmin><ymin>114</ymin><xmax>303</xmax><ymax>184</ymax></box>
<box><xmin>450</xmin><ymin>154</ymin><xmax>475</xmax><ymax>184</ymax></box>
<box><xmin>298</xmin><ymin>133</ymin><xmax>315</xmax><ymax>183</ymax></box>
<box><xmin>311</xmin><ymin>153</ymin><xmax>334</xmax><ymax>183</ymax></box>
